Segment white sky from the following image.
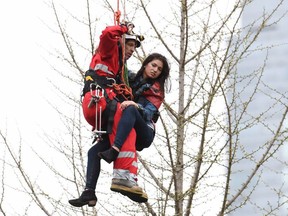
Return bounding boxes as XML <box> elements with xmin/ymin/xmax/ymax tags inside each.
<box><xmin>1</xmin><ymin>0</ymin><xmax>50</xmax><ymax>127</ymax></box>
<box><xmin>0</xmin><ymin>1</ymin><xmax>62</xmax><ymax>214</ymax></box>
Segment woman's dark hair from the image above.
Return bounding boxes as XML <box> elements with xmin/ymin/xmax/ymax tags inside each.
<box><xmin>135</xmin><ymin>53</ymin><xmax>170</xmax><ymax>94</ymax></box>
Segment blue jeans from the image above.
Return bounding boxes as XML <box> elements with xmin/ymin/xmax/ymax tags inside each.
<box><xmin>114</xmin><ymin>105</ymin><xmax>155</xmax><ymax>151</ymax></box>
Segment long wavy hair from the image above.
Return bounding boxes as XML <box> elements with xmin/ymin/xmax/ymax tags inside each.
<box><xmin>135</xmin><ymin>53</ymin><xmax>171</xmax><ymax>95</ymax></box>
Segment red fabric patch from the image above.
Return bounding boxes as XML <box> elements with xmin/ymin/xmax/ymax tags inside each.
<box><xmin>82</xmin><ymin>91</ymin><xmax>107</xmax><ymax>128</ymax></box>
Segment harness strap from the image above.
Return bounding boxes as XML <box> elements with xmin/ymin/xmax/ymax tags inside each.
<box><xmin>82</xmin><ymin>70</ymin><xmax>116</xmax><ymax>96</ymax></box>
<box><xmin>104</xmin><ymin>99</ymin><xmax>118</xmax><ymax>134</ymax></box>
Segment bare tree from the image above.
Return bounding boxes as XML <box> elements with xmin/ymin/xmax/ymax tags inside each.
<box><xmin>1</xmin><ymin>0</ymin><xmax>288</xmax><ymax>215</ymax></box>
<box><xmin>133</xmin><ymin>0</ymin><xmax>288</xmax><ymax>215</ymax></box>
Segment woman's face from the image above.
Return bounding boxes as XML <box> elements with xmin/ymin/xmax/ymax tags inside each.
<box><xmin>143</xmin><ymin>59</ymin><xmax>163</xmax><ymax>79</ymax></box>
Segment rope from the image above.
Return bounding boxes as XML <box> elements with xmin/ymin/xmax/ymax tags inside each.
<box><xmin>114</xmin><ymin>10</ymin><xmax>121</xmax><ymax>25</ymax></box>
<box><xmin>113</xmin><ymin>0</ymin><xmax>133</xmax><ymax>100</ymax></box>
<box><xmin>112</xmin><ymin>83</ymin><xmax>133</xmax><ymax>101</ymax></box>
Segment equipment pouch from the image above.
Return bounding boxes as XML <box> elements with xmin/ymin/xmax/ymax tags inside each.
<box><xmin>82</xmin><ymin>69</ymin><xmax>97</xmax><ymax>96</ymax></box>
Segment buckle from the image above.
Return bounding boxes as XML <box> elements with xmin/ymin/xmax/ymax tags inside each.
<box><xmin>106</xmin><ymin>77</ymin><xmax>116</xmax><ymax>87</ymax></box>
<box><xmin>90</xmin><ymin>83</ymin><xmax>104</xmax><ymax>99</ymax></box>
<box><xmin>88</xmin><ymin>83</ymin><xmax>105</xmax><ymax>108</ymax></box>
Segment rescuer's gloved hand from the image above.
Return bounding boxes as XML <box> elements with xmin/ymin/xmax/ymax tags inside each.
<box><xmin>121</xmin><ymin>21</ymin><xmax>135</xmax><ymax>34</ymax></box>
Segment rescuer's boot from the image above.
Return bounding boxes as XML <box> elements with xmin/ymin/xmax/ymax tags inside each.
<box><xmin>110</xmin><ymin>178</ymin><xmax>148</xmax><ymax>202</ymax></box>
<box><xmin>69</xmin><ymin>189</ymin><xmax>97</xmax><ymax>207</ymax></box>
<box><xmin>124</xmin><ymin>190</ymin><xmax>148</xmax><ymax>203</ymax></box>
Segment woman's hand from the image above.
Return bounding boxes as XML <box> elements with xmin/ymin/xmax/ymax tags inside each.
<box><xmin>120</xmin><ymin>101</ymin><xmax>138</xmax><ymax>110</ymax></box>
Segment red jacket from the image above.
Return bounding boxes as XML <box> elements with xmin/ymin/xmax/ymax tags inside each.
<box><xmin>89</xmin><ymin>25</ymin><xmax>128</xmax><ymax>77</ymax></box>
<box><xmin>143</xmin><ymin>82</ymin><xmax>164</xmax><ymax>109</ymax></box>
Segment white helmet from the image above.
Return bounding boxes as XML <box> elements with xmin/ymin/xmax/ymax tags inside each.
<box><xmin>124</xmin><ymin>34</ymin><xmax>141</xmax><ymax>48</ymax></box>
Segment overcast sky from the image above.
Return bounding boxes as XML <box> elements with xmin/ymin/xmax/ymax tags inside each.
<box><xmin>0</xmin><ymin>1</ymin><xmax>58</xmax><ymax>213</ymax></box>
<box><xmin>0</xmin><ymin>0</ymin><xmax>64</xmax><ymax>139</ymax></box>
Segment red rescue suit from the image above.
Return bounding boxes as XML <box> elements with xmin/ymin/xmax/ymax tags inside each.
<box><xmin>90</xmin><ymin>25</ymin><xmax>127</xmax><ymax>77</ymax></box>
<box><xmin>82</xmin><ymin>25</ymin><xmax>137</xmax><ymax>181</ymax></box>
<box><xmin>82</xmin><ymin>24</ymin><xmax>128</xmax><ymax>130</ymax></box>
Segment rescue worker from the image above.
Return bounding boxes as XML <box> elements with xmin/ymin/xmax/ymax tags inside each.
<box><xmin>102</xmin><ymin>53</ymin><xmax>171</xmax><ymax>203</ymax></box>
<box><xmin>81</xmin><ymin>21</ymin><xmax>139</xmax><ymax>129</ymax></box>
<box><xmin>69</xmin><ymin>22</ymin><xmax>141</xmax><ymax>207</ymax></box>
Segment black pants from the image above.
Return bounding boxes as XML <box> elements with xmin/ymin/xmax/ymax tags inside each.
<box><xmin>85</xmin><ymin>135</ymin><xmax>110</xmax><ymax>190</ymax></box>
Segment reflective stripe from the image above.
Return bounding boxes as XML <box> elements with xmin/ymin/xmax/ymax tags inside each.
<box><xmin>118</xmin><ymin>151</ymin><xmax>135</xmax><ymax>159</ymax></box>
<box><xmin>113</xmin><ymin>169</ymin><xmax>137</xmax><ymax>184</ymax></box>
<box><xmin>94</xmin><ymin>64</ymin><xmax>114</xmax><ymax>76</ymax></box>
<box><xmin>132</xmin><ymin>161</ymin><xmax>138</xmax><ymax>168</ymax></box>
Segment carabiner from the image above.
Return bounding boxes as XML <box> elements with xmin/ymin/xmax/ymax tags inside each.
<box><xmin>95</xmin><ymin>85</ymin><xmax>105</xmax><ymax>99</ymax></box>
<box><xmin>106</xmin><ymin>77</ymin><xmax>116</xmax><ymax>87</ymax></box>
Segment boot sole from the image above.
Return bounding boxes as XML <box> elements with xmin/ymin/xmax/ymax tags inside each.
<box><xmin>110</xmin><ymin>184</ymin><xmax>148</xmax><ymax>203</ymax></box>
<box><xmin>110</xmin><ymin>184</ymin><xmax>143</xmax><ymax>196</ymax></box>
<box><xmin>69</xmin><ymin>200</ymin><xmax>96</xmax><ymax>207</ymax></box>
<box><xmin>120</xmin><ymin>191</ymin><xmax>148</xmax><ymax>203</ymax></box>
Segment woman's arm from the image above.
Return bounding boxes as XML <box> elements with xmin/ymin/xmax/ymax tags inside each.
<box><xmin>120</xmin><ymin>99</ymin><xmax>158</xmax><ymax>122</ymax></box>
<box><xmin>136</xmin><ymin>100</ymin><xmax>158</xmax><ymax>122</ymax></box>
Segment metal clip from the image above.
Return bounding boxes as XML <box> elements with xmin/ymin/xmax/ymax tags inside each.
<box><xmin>106</xmin><ymin>77</ymin><xmax>116</xmax><ymax>87</ymax></box>
<box><xmin>88</xmin><ymin>83</ymin><xmax>104</xmax><ymax>108</ymax></box>
<box><xmin>95</xmin><ymin>85</ymin><xmax>105</xmax><ymax>99</ymax></box>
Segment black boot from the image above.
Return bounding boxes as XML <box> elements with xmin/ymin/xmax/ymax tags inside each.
<box><xmin>98</xmin><ymin>147</ymin><xmax>119</xmax><ymax>163</ymax></box>
<box><xmin>69</xmin><ymin>189</ymin><xmax>97</xmax><ymax>207</ymax></box>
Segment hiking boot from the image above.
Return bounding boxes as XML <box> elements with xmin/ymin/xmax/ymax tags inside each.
<box><xmin>110</xmin><ymin>178</ymin><xmax>143</xmax><ymax>196</ymax></box>
<box><xmin>69</xmin><ymin>189</ymin><xmax>97</xmax><ymax>207</ymax></box>
<box><xmin>110</xmin><ymin>178</ymin><xmax>148</xmax><ymax>203</ymax></box>
<box><xmin>98</xmin><ymin>147</ymin><xmax>119</xmax><ymax>163</ymax></box>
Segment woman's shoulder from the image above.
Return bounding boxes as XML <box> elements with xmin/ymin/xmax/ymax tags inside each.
<box><xmin>150</xmin><ymin>81</ymin><xmax>163</xmax><ymax>95</ymax></box>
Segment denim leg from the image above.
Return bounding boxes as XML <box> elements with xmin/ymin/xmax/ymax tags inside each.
<box><xmin>135</xmin><ymin>125</ymin><xmax>154</xmax><ymax>151</ymax></box>
<box><xmin>113</xmin><ymin>106</ymin><xmax>137</xmax><ymax>149</ymax></box>
<box><xmin>85</xmin><ymin>135</ymin><xmax>110</xmax><ymax>190</ymax></box>
<box><xmin>113</xmin><ymin>106</ymin><xmax>154</xmax><ymax>150</ymax></box>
